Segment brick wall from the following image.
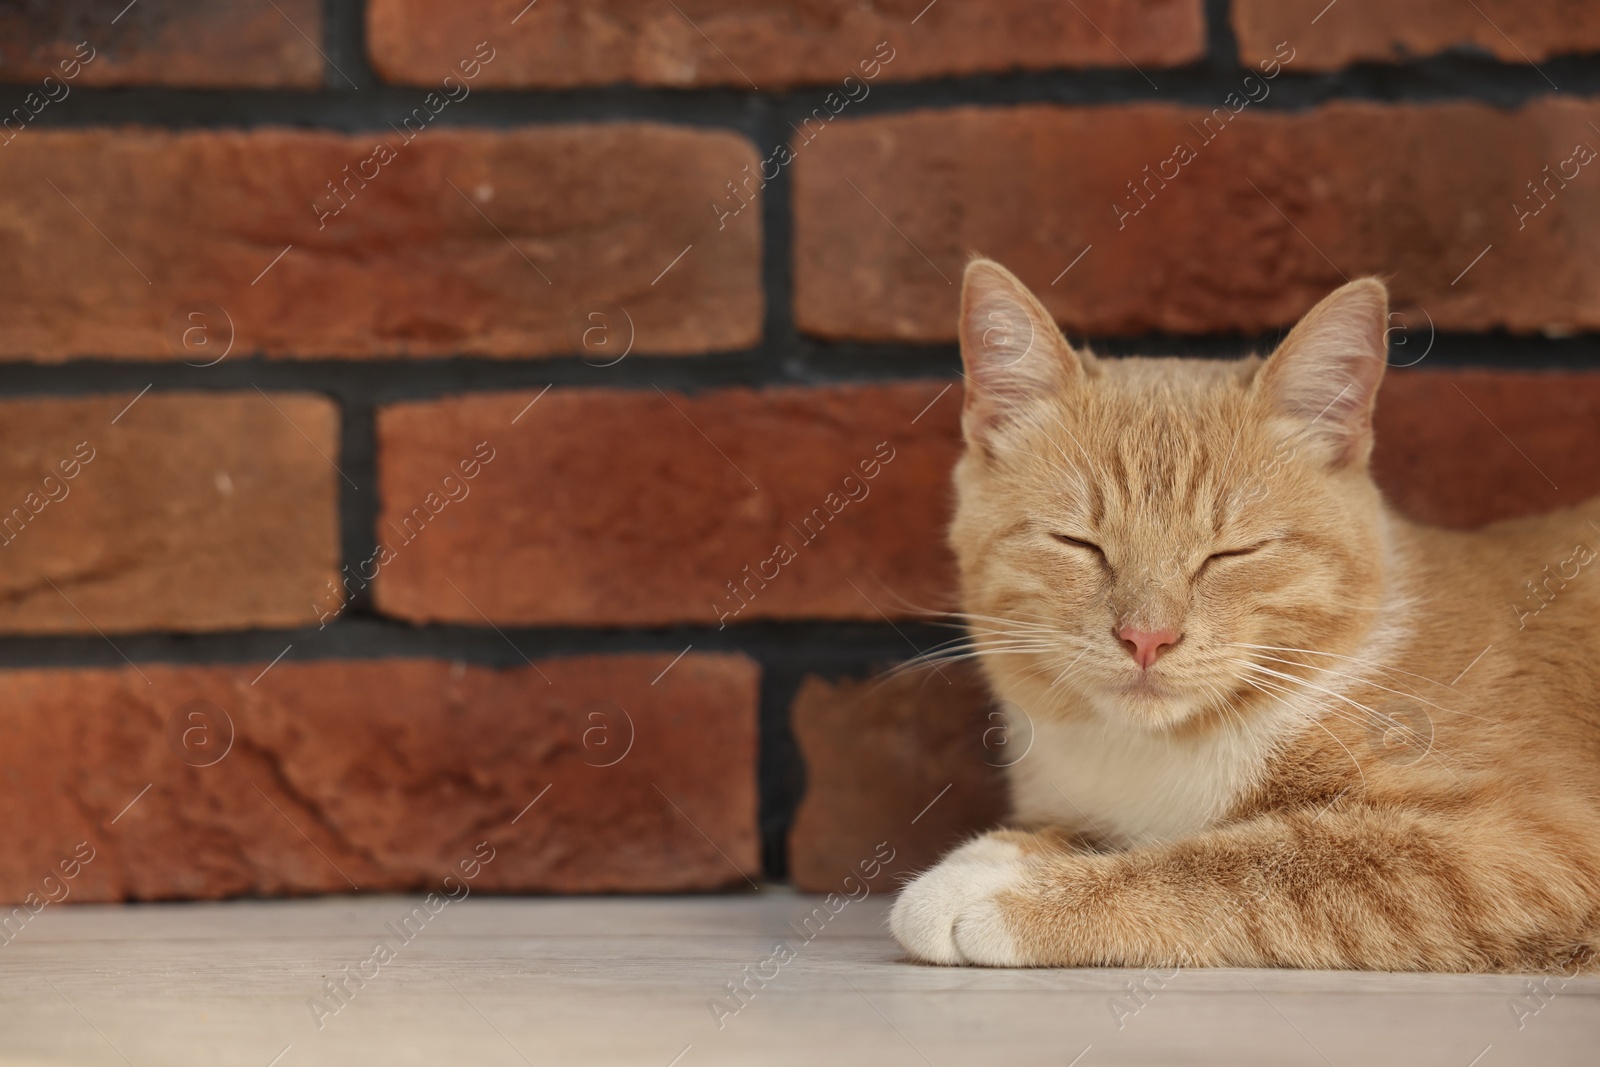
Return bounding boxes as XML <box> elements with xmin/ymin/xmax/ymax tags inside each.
<box><xmin>1</xmin><ymin>1</ymin><xmax>1598</xmax><ymax>901</ymax></box>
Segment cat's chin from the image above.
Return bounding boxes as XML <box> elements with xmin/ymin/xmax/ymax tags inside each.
<box><xmin>1085</xmin><ymin>679</ymin><xmax>1205</xmax><ymax>731</ymax></box>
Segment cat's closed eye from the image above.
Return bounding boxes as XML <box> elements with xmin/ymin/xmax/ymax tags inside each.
<box><xmin>1050</xmin><ymin>533</ymin><xmax>1103</xmax><ymax>555</ymax></box>
<box><xmin>1199</xmin><ymin>541</ymin><xmax>1272</xmax><ymax>576</ymax></box>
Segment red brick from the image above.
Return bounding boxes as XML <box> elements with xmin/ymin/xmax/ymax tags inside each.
<box><xmin>787</xmin><ymin>663</ymin><xmax>1009</xmax><ymax>892</ymax></box>
<box><xmin>0</xmin><ymin>1</ymin><xmax>322</xmax><ymax>88</ymax></box>
<box><xmin>1235</xmin><ymin>0</ymin><xmax>1600</xmax><ymax>70</ymax></box>
<box><xmin>0</xmin><ymin>392</ymin><xmax>338</xmax><ymax>634</ymax></box>
<box><xmin>793</xmin><ymin>99</ymin><xmax>1600</xmax><ymax>341</ymax></box>
<box><xmin>0</xmin><ymin>128</ymin><xmax>760</xmax><ymax>361</ymax></box>
<box><xmin>368</xmin><ymin>0</ymin><xmax>1203</xmax><ymax>91</ymax></box>
<box><xmin>1374</xmin><ymin>370</ymin><xmax>1600</xmax><ymax>530</ymax></box>
<box><xmin>371</xmin><ymin>383</ymin><xmax>962</xmax><ymax>627</ymax></box>
<box><xmin>0</xmin><ymin>654</ymin><xmax>759</xmax><ymax>903</ymax></box>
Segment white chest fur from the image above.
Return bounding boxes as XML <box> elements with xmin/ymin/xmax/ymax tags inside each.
<box><xmin>1006</xmin><ymin>706</ymin><xmax>1297</xmax><ymax>847</ymax></box>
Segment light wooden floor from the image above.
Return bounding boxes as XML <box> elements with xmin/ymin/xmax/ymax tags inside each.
<box><xmin>0</xmin><ymin>888</ymin><xmax>1594</xmax><ymax>1066</ymax></box>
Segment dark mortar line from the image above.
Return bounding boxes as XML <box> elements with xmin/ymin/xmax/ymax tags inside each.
<box><xmin>0</xmin><ymin>334</ymin><xmax>1596</xmax><ymax>403</ymax></box>
<box><xmin>322</xmin><ymin>0</ymin><xmax>380</xmax><ymax>92</ymax></box>
<box><xmin>335</xmin><ymin>395</ymin><xmax>379</xmax><ymax>618</ymax></box>
<box><xmin>0</xmin><ymin>619</ymin><xmax>952</xmax><ymax>677</ymax></box>
<box><xmin>1203</xmin><ymin>0</ymin><xmax>1242</xmax><ymax>71</ymax></box>
<box><xmin>755</xmin><ymin>97</ymin><xmax>800</xmax><ymax>373</ymax></box>
<box><xmin>20</xmin><ymin>55</ymin><xmax>1600</xmax><ymax>134</ymax></box>
<box><xmin>757</xmin><ymin>664</ymin><xmax>808</xmax><ymax>880</ymax></box>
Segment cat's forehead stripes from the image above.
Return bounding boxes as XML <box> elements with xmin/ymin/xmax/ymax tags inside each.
<box><xmin>1037</xmin><ymin>367</ymin><xmax>1262</xmax><ymax>540</ymax></box>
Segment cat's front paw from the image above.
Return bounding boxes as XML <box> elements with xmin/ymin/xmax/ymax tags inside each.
<box><xmin>889</xmin><ymin>834</ymin><xmax>1033</xmax><ymax>966</ymax></box>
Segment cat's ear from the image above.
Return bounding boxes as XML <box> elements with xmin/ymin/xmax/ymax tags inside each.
<box><xmin>1258</xmin><ymin>277</ymin><xmax>1389</xmax><ymax>468</ymax></box>
<box><xmin>959</xmin><ymin>259</ymin><xmax>1086</xmax><ymax>442</ymax></box>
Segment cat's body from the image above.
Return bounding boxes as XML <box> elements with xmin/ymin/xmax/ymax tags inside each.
<box><xmin>889</xmin><ymin>260</ymin><xmax>1600</xmax><ymax>971</ymax></box>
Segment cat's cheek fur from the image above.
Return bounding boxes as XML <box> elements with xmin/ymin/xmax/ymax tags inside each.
<box><xmin>889</xmin><ymin>835</ymin><xmax>1032</xmax><ymax>966</ymax></box>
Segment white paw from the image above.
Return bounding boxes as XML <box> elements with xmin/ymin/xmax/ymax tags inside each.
<box><xmin>888</xmin><ymin>836</ymin><xmax>1031</xmax><ymax>966</ymax></box>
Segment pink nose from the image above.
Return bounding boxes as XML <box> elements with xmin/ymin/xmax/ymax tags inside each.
<box><xmin>1118</xmin><ymin>626</ymin><xmax>1180</xmax><ymax>669</ymax></box>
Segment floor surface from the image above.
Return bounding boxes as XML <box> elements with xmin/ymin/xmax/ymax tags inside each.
<box><xmin>0</xmin><ymin>888</ymin><xmax>1595</xmax><ymax>1066</ymax></box>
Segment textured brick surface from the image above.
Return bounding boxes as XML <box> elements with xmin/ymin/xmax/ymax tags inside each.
<box><xmin>1373</xmin><ymin>370</ymin><xmax>1600</xmax><ymax>530</ymax></box>
<box><xmin>371</xmin><ymin>383</ymin><xmax>963</xmax><ymax>628</ymax></box>
<box><xmin>368</xmin><ymin>0</ymin><xmax>1204</xmax><ymax>90</ymax></box>
<box><xmin>369</xmin><ymin>369</ymin><xmax>1600</xmax><ymax>630</ymax></box>
<box><xmin>794</xmin><ymin>100</ymin><xmax>1600</xmax><ymax>341</ymax></box>
<box><xmin>787</xmin><ymin>662</ymin><xmax>1009</xmax><ymax>892</ymax></box>
<box><xmin>1236</xmin><ymin>0</ymin><xmax>1600</xmax><ymax>70</ymax></box>
<box><xmin>0</xmin><ymin>392</ymin><xmax>338</xmax><ymax>634</ymax></box>
<box><xmin>0</xmin><ymin>128</ymin><xmax>760</xmax><ymax>361</ymax></box>
<box><xmin>0</xmin><ymin>0</ymin><xmax>322</xmax><ymax>88</ymax></box>
<box><xmin>0</xmin><ymin>654</ymin><xmax>759</xmax><ymax>903</ymax></box>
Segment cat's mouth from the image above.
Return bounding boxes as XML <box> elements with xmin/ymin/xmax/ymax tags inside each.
<box><xmin>1087</xmin><ymin>669</ymin><xmax>1206</xmax><ymax>729</ymax></box>
<box><xmin>1116</xmin><ymin>671</ymin><xmax>1172</xmax><ymax>697</ymax></box>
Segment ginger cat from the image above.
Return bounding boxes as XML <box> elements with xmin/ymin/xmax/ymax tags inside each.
<box><xmin>889</xmin><ymin>259</ymin><xmax>1600</xmax><ymax>971</ymax></box>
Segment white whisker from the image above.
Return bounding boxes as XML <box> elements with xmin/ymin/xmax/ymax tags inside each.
<box><xmin>1240</xmin><ymin>650</ymin><xmax>1488</xmax><ymax>724</ymax></box>
<box><xmin>1242</xmin><ymin>675</ymin><xmax>1369</xmax><ymax>790</ymax></box>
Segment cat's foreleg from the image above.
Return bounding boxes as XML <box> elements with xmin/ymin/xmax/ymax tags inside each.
<box><xmin>890</xmin><ymin>808</ymin><xmax>1597</xmax><ymax>970</ymax></box>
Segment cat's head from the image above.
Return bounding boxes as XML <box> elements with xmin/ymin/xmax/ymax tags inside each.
<box><xmin>950</xmin><ymin>259</ymin><xmax>1392</xmax><ymax>732</ymax></box>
